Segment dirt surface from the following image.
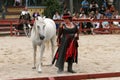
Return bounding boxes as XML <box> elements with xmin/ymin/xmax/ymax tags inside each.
<box><xmin>0</xmin><ymin>35</ymin><xmax>120</xmax><ymax>80</ymax></box>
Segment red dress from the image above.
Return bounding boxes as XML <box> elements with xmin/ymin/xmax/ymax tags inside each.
<box><xmin>52</xmin><ymin>23</ymin><xmax>79</xmax><ymax>70</ymax></box>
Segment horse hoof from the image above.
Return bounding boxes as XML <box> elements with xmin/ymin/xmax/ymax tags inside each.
<box><xmin>32</xmin><ymin>67</ymin><xmax>36</xmax><ymax>69</ymax></box>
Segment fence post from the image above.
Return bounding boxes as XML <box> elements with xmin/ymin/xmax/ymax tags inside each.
<box><xmin>10</xmin><ymin>21</ymin><xmax>13</xmax><ymax>36</ymax></box>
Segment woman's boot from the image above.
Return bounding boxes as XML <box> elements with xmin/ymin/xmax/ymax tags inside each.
<box><xmin>67</xmin><ymin>62</ymin><xmax>76</xmax><ymax>73</ymax></box>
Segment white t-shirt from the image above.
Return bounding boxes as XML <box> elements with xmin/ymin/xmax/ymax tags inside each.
<box><xmin>15</xmin><ymin>0</ymin><xmax>21</xmax><ymax>3</ymax></box>
<box><xmin>21</xmin><ymin>11</ymin><xmax>30</xmax><ymax>15</ymax></box>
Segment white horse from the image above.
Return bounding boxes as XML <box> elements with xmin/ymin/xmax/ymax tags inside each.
<box><xmin>30</xmin><ymin>16</ymin><xmax>56</xmax><ymax>73</ymax></box>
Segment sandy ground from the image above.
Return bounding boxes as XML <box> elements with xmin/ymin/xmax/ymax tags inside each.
<box><xmin>0</xmin><ymin>35</ymin><xmax>120</xmax><ymax>80</ymax></box>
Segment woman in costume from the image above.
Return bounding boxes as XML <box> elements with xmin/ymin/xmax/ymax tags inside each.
<box><xmin>53</xmin><ymin>13</ymin><xmax>79</xmax><ymax>73</ymax></box>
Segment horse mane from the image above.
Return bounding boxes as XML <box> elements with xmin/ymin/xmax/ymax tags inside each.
<box><xmin>32</xmin><ymin>16</ymin><xmax>45</xmax><ymax>37</ymax></box>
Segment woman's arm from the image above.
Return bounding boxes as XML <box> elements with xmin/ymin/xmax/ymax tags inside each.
<box><xmin>57</xmin><ymin>23</ymin><xmax>63</xmax><ymax>46</ymax></box>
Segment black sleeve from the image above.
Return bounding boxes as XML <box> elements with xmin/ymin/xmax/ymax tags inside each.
<box><xmin>57</xmin><ymin>23</ymin><xmax>63</xmax><ymax>44</ymax></box>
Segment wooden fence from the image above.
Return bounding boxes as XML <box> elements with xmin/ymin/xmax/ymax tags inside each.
<box><xmin>14</xmin><ymin>72</ymin><xmax>120</xmax><ymax>80</ymax></box>
<box><xmin>0</xmin><ymin>19</ymin><xmax>120</xmax><ymax>36</ymax></box>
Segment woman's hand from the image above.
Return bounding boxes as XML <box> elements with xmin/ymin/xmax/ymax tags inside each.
<box><xmin>74</xmin><ymin>33</ymin><xmax>78</xmax><ymax>38</ymax></box>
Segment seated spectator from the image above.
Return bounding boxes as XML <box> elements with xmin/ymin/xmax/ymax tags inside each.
<box><xmin>92</xmin><ymin>10</ymin><xmax>101</xmax><ymax>28</ymax></box>
<box><xmin>112</xmin><ymin>11</ymin><xmax>120</xmax><ymax>27</ymax></box>
<box><xmin>101</xmin><ymin>15</ymin><xmax>110</xmax><ymax>29</ymax></box>
<box><xmin>89</xmin><ymin>1</ymin><xmax>99</xmax><ymax>13</ymax></box>
<box><xmin>105</xmin><ymin>9</ymin><xmax>112</xmax><ymax>19</ymax></box>
<box><xmin>109</xmin><ymin>4</ymin><xmax>116</xmax><ymax>13</ymax></box>
<box><xmin>72</xmin><ymin>12</ymin><xmax>80</xmax><ymax>20</ymax></box>
<box><xmin>72</xmin><ymin>11</ymin><xmax>80</xmax><ymax>27</ymax></box>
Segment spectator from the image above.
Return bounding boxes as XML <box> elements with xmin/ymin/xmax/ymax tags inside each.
<box><xmin>102</xmin><ymin>0</ymin><xmax>108</xmax><ymax>9</ymax></box>
<box><xmin>72</xmin><ymin>12</ymin><xmax>80</xmax><ymax>20</ymax></box>
<box><xmin>72</xmin><ymin>11</ymin><xmax>80</xmax><ymax>26</ymax></box>
<box><xmin>93</xmin><ymin>10</ymin><xmax>101</xmax><ymax>28</ymax></box>
<box><xmin>101</xmin><ymin>15</ymin><xmax>110</xmax><ymax>29</ymax></box>
<box><xmin>81</xmin><ymin>0</ymin><xmax>89</xmax><ymax>15</ymax></box>
<box><xmin>95</xmin><ymin>10</ymin><xmax>101</xmax><ymax>19</ymax></box>
<box><xmin>105</xmin><ymin>9</ymin><xmax>112</xmax><ymax>19</ymax></box>
<box><xmin>109</xmin><ymin>4</ymin><xmax>116</xmax><ymax>13</ymax></box>
<box><xmin>32</xmin><ymin>11</ymin><xmax>40</xmax><ymax>19</ymax></box>
<box><xmin>53</xmin><ymin>11</ymin><xmax>61</xmax><ymax>31</ymax></box>
<box><xmin>89</xmin><ymin>1</ymin><xmax>99</xmax><ymax>13</ymax></box>
<box><xmin>112</xmin><ymin>11</ymin><xmax>120</xmax><ymax>27</ymax></box>
<box><xmin>14</xmin><ymin>0</ymin><xmax>22</xmax><ymax>6</ymax></box>
<box><xmin>27</xmin><ymin>0</ymin><xmax>36</xmax><ymax>6</ymax></box>
<box><xmin>99</xmin><ymin>4</ymin><xmax>106</xmax><ymax>15</ymax></box>
<box><xmin>1</xmin><ymin>5</ymin><xmax>6</xmax><ymax>19</ymax></box>
<box><xmin>53</xmin><ymin>11</ymin><xmax>61</xmax><ymax>20</ymax></box>
<box><xmin>19</xmin><ymin>7</ymin><xmax>31</xmax><ymax>28</ymax></box>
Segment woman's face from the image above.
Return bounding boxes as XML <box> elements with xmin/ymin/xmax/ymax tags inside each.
<box><xmin>64</xmin><ymin>18</ymin><xmax>70</xmax><ymax>23</ymax></box>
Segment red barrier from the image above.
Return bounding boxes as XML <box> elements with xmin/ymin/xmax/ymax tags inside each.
<box><xmin>0</xmin><ymin>19</ymin><xmax>19</xmax><ymax>36</ymax></box>
<box><xmin>54</xmin><ymin>19</ymin><xmax>120</xmax><ymax>34</ymax></box>
<box><xmin>0</xmin><ymin>19</ymin><xmax>120</xmax><ymax>36</ymax></box>
<box><xmin>14</xmin><ymin>72</ymin><xmax>120</xmax><ymax>80</ymax></box>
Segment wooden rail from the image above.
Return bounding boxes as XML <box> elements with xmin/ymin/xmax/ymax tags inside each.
<box><xmin>54</xmin><ymin>19</ymin><xmax>120</xmax><ymax>34</ymax></box>
<box><xmin>0</xmin><ymin>19</ymin><xmax>19</xmax><ymax>36</ymax></box>
<box><xmin>0</xmin><ymin>19</ymin><xmax>120</xmax><ymax>36</ymax></box>
<box><xmin>14</xmin><ymin>72</ymin><xmax>120</xmax><ymax>80</ymax></box>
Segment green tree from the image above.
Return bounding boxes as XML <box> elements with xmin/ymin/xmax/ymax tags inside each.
<box><xmin>44</xmin><ymin>0</ymin><xmax>61</xmax><ymax>18</ymax></box>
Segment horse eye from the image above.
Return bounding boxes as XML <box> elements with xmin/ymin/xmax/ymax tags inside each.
<box><xmin>43</xmin><ymin>25</ymin><xmax>45</xmax><ymax>29</ymax></box>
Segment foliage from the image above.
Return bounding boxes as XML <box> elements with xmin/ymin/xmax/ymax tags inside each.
<box><xmin>44</xmin><ymin>0</ymin><xmax>62</xmax><ymax>18</ymax></box>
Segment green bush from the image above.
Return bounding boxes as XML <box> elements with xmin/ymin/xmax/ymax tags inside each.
<box><xmin>44</xmin><ymin>0</ymin><xmax>62</xmax><ymax>18</ymax></box>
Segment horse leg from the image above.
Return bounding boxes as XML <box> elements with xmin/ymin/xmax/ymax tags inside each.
<box><xmin>50</xmin><ymin>36</ymin><xmax>55</xmax><ymax>64</ymax></box>
<box><xmin>32</xmin><ymin>44</ymin><xmax>37</xmax><ymax>69</ymax></box>
<box><xmin>23</xmin><ymin>24</ymin><xmax>29</xmax><ymax>37</ymax></box>
<box><xmin>38</xmin><ymin>43</ymin><xmax>45</xmax><ymax>73</ymax></box>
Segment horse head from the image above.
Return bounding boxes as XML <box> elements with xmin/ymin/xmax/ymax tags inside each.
<box><xmin>34</xmin><ymin>16</ymin><xmax>46</xmax><ymax>40</ymax></box>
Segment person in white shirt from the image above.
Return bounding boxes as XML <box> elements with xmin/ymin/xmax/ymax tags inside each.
<box><xmin>19</xmin><ymin>7</ymin><xmax>31</xmax><ymax>28</ymax></box>
<box><xmin>53</xmin><ymin>11</ymin><xmax>61</xmax><ymax>20</ymax></box>
<box><xmin>53</xmin><ymin>11</ymin><xmax>61</xmax><ymax>30</ymax></box>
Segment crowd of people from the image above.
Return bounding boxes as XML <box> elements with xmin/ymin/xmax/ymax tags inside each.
<box><xmin>52</xmin><ymin>0</ymin><xmax>120</xmax><ymax>34</ymax></box>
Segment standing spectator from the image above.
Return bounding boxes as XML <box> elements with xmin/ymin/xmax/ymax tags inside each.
<box><xmin>52</xmin><ymin>13</ymin><xmax>79</xmax><ymax>73</ymax></box>
<box><xmin>19</xmin><ymin>7</ymin><xmax>31</xmax><ymax>28</ymax></box>
<box><xmin>1</xmin><ymin>5</ymin><xmax>6</xmax><ymax>19</ymax></box>
<box><xmin>53</xmin><ymin>11</ymin><xmax>61</xmax><ymax>20</ymax></box>
<box><xmin>81</xmin><ymin>0</ymin><xmax>89</xmax><ymax>15</ymax></box>
<box><xmin>32</xmin><ymin>11</ymin><xmax>40</xmax><ymax>19</ymax></box>
<box><xmin>102</xmin><ymin>0</ymin><xmax>108</xmax><ymax>9</ymax></box>
<box><xmin>14</xmin><ymin>0</ymin><xmax>22</xmax><ymax>6</ymax></box>
<box><xmin>53</xmin><ymin>11</ymin><xmax>61</xmax><ymax>31</ymax></box>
